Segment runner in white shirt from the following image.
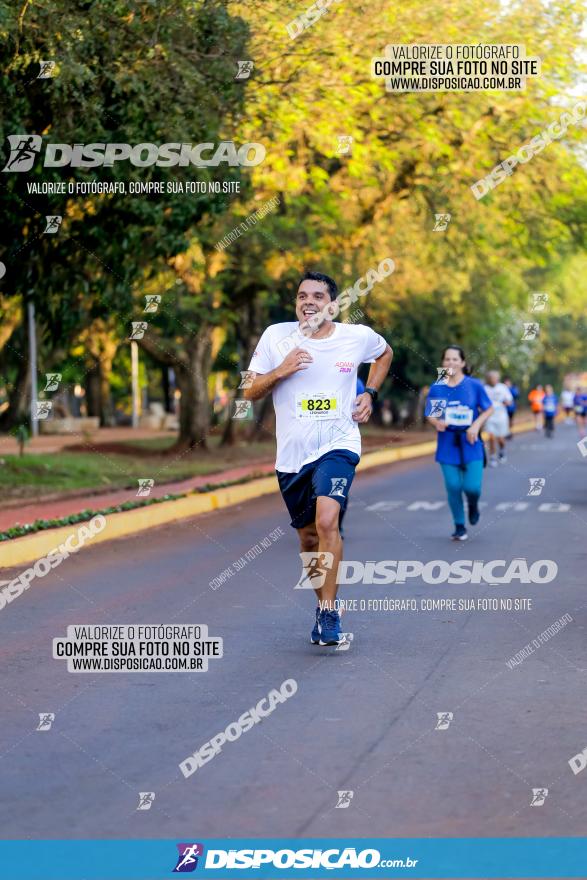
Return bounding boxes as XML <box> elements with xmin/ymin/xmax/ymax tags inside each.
<box><xmin>484</xmin><ymin>371</ymin><xmax>513</xmax><ymax>466</ymax></box>
<box><xmin>561</xmin><ymin>388</ymin><xmax>575</xmax><ymax>423</ymax></box>
<box><xmin>243</xmin><ymin>271</ymin><xmax>393</xmax><ymax>646</ymax></box>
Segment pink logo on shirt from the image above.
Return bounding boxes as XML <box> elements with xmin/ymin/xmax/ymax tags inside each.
<box><xmin>336</xmin><ymin>360</ymin><xmax>355</xmax><ymax>373</ymax></box>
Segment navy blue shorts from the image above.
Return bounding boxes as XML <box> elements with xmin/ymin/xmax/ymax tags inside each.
<box><xmin>276</xmin><ymin>449</ymin><xmax>360</xmax><ymax>529</ymax></box>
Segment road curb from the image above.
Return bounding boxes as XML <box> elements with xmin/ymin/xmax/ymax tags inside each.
<box><xmin>0</xmin><ymin>423</ymin><xmax>533</xmax><ymax>568</ymax></box>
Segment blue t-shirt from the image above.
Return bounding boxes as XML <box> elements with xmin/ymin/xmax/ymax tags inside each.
<box><xmin>574</xmin><ymin>393</ymin><xmax>587</xmax><ymax>414</ymax></box>
<box><xmin>543</xmin><ymin>394</ymin><xmax>558</xmax><ymax>415</ymax></box>
<box><xmin>426</xmin><ymin>376</ymin><xmax>492</xmax><ymax>465</ymax></box>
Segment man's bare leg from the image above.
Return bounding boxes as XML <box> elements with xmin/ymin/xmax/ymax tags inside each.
<box><xmin>314</xmin><ymin>496</ymin><xmax>343</xmax><ymax>611</ymax></box>
<box><xmin>297</xmin><ymin>523</ymin><xmax>322</xmax><ymax>604</ymax></box>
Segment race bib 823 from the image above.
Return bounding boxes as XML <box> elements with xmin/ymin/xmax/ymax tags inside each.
<box><xmin>295</xmin><ymin>392</ymin><xmax>340</xmax><ymax>419</ymax></box>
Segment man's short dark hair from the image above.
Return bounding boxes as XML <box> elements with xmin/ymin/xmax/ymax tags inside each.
<box><xmin>298</xmin><ymin>271</ymin><xmax>338</xmax><ymax>301</ymax></box>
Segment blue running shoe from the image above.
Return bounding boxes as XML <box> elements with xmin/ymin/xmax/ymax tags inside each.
<box><xmin>451</xmin><ymin>524</ymin><xmax>468</xmax><ymax>541</ymax></box>
<box><xmin>311</xmin><ymin>606</ymin><xmax>321</xmax><ymax>644</ymax></box>
<box><xmin>468</xmin><ymin>499</ymin><xmax>480</xmax><ymax>525</ymax></box>
<box><xmin>319</xmin><ymin>609</ymin><xmax>344</xmax><ymax>646</ymax></box>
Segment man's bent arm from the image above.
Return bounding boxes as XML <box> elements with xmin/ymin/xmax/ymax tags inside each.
<box><xmin>243</xmin><ymin>367</ymin><xmax>284</xmax><ymax>402</ymax></box>
<box><xmin>243</xmin><ymin>346</ymin><xmax>313</xmax><ymax>401</ymax></box>
<box><xmin>365</xmin><ymin>344</ymin><xmax>393</xmax><ymax>390</ymax></box>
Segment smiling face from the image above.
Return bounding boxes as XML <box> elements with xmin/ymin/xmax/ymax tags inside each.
<box><xmin>442</xmin><ymin>347</ymin><xmax>466</xmax><ymax>378</ymax></box>
<box><xmin>295</xmin><ymin>279</ymin><xmax>332</xmax><ymax>326</ymax></box>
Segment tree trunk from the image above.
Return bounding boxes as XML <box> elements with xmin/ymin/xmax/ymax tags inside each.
<box><xmin>174</xmin><ymin>325</ymin><xmax>213</xmax><ymax>450</ymax></box>
<box><xmin>0</xmin><ymin>352</ymin><xmax>30</xmax><ymax>431</ymax></box>
<box><xmin>220</xmin><ymin>396</ymin><xmax>237</xmax><ymax>445</ymax></box>
<box><xmin>85</xmin><ymin>366</ymin><xmax>101</xmax><ymax>418</ymax></box>
<box><xmin>80</xmin><ymin>321</ymin><xmax>118</xmax><ymax>426</ymax></box>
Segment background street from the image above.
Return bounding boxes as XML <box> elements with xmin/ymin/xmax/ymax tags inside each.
<box><xmin>1</xmin><ymin>424</ymin><xmax>585</xmax><ymax>840</ymax></box>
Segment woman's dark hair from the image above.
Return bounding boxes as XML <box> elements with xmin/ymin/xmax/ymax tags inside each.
<box><xmin>441</xmin><ymin>345</ymin><xmax>470</xmax><ymax>375</ymax></box>
<box><xmin>298</xmin><ymin>271</ymin><xmax>338</xmax><ymax>301</ymax></box>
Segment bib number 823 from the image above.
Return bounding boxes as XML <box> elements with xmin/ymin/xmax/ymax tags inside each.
<box><xmin>306</xmin><ymin>398</ymin><xmax>332</xmax><ymax>411</ymax></box>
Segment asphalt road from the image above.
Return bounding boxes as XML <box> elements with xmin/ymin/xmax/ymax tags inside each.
<box><xmin>1</xmin><ymin>422</ymin><xmax>586</xmax><ymax>842</ymax></box>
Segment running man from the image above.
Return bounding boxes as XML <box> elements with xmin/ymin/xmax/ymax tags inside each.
<box><xmin>484</xmin><ymin>371</ymin><xmax>513</xmax><ymax>466</ymax></box>
<box><xmin>561</xmin><ymin>386</ymin><xmax>575</xmax><ymax>423</ymax></box>
<box><xmin>426</xmin><ymin>346</ymin><xmax>493</xmax><ymax>541</ymax></box>
<box><xmin>503</xmin><ymin>377</ymin><xmax>519</xmax><ymax>438</ymax></box>
<box><xmin>573</xmin><ymin>386</ymin><xmax>587</xmax><ymax>438</ymax></box>
<box><xmin>243</xmin><ymin>271</ymin><xmax>393</xmax><ymax>645</ymax></box>
<box><xmin>528</xmin><ymin>385</ymin><xmax>545</xmax><ymax>430</ymax></box>
<box><xmin>542</xmin><ymin>384</ymin><xmax>558</xmax><ymax>438</ymax></box>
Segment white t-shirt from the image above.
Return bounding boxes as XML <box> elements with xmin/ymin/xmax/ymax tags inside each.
<box><xmin>484</xmin><ymin>382</ymin><xmax>513</xmax><ymax>411</ymax></box>
<box><xmin>248</xmin><ymin>322</ymin><xmax>387</xmax><ymax>473</ymax></box>
<box><xmin>561</xmin><ymin>389</ymin><xmax>575</xmax><ymax>408</ymax></box>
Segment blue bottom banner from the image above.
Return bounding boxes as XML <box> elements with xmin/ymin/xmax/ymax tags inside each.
<box><xmin>1</xmin><ymin>837</ymin><xmax>586</xmax><ymax>879</ymax></box>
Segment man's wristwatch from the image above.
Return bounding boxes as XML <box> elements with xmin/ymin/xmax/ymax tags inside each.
<box><xmin>365</xmin><ymin>387</ymin><xmax>379</xmax><ymax>402</ymax></box>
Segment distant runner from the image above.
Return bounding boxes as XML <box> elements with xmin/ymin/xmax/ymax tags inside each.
<box><xmin>528</xmin><ymin>385</ymin><xmax>545</xmax><ymax>431</ymax></box>
<box><xmin>503</xmin><ymin>377</ymin><xmax>519</xmax><ymax>438</ymax></box>
<box><xmin>542</xmin><ymin>385</ymin><xmax>558</xmax><ymax>438</ymax></box>
<box><xmin>561</xmin><ymin>387</ymin><xmax>575</xmax><ymax>423</ymax></box>
<box><xmin>574</xmin><ymin>386</ymin><xmax>587</xmax><ymax>438</ymax></box>
<box><xmin>426</xmin><ymin>346</ymin><xmax>493</xmax><ymax>541</ymax></box>
<box><xmin>243</xmin><ymin>271</ymin><xmax>393</xmax><ymax>645</ymax></box>
<box><xmin>484</xmin><ymin>371</ymin><xmax>513</xmax><ymax>466</ymax></box>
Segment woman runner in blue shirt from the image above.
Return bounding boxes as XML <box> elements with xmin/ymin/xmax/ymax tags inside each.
<box><xmin>426</xmin><ymin>346</ymin><xmax>494</xmax><ymax>541</ymax></box>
